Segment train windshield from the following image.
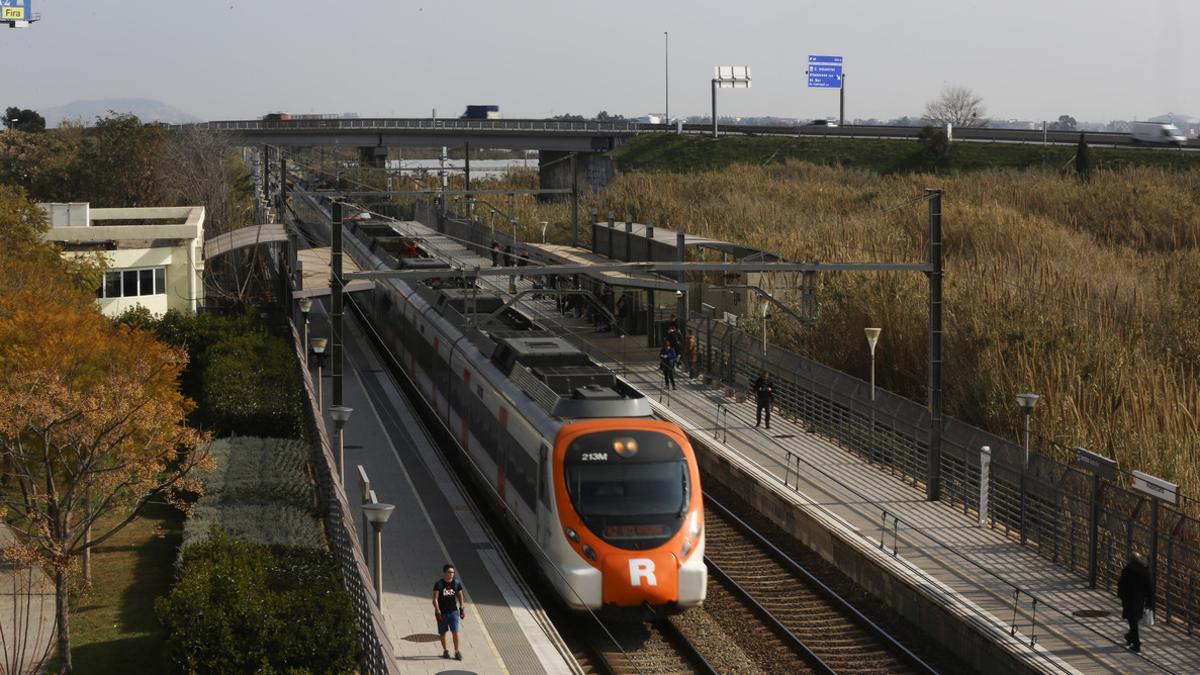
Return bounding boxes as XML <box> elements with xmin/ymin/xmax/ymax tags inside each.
<box><xmin>564</xmin><ymin>430</ymin><xmax>689</xmax><ymax>550</ymax></box>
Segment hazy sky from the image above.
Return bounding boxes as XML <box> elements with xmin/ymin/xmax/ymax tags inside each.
<box><xmin>2</xmin><ymin>0</ymin><xmax>1194</xmax><ymax>122</ymax></box>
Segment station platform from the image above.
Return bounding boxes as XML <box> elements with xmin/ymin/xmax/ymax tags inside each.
<box><xmin>602</xmin><ymin>347</ymin><xmax>1200</xmax><ymax>674</ymax></box>
<box><xmin>306</xmin><ymin>299</ymin><xmax>578</xmax><ymax>675</ymax></box>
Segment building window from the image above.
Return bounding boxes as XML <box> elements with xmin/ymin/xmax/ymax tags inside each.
<box><xmin>97</xmin><ymin>266</ymin><xmax>167</xmax><ymax>299</ymax></box>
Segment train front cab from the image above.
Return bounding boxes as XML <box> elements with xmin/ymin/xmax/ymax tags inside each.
<box><xmin>552</xmin><ymin>419</ymin><xmax>706</xmax><ymax>618</ymax></box>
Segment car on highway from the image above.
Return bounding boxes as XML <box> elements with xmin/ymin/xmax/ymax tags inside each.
<box><xmin>1130</xmin><ymin>121</ymin><xmax>1187</xmax><ymax>146</ymax></box>
<box><xmin>807</xmin><ymin>119</ymin><xmax>838</xmax><ymax>128</ymax></box>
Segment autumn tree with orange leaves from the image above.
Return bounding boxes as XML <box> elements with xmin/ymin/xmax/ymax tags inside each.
<box><xmin>0</xmin><ymin>186</ymin><xmax>210</xmax><ymax>674</ymax></box>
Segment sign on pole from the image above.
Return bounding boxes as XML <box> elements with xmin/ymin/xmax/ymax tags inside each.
<box><xmin>714</xmin><ymin>66</ymin><xmax>752</xmax><ymax>89</ymax></box>
<box><xmin>1075</xmin><ymin>447</ymin><xmax>1117</xmax><ymax>480</ymax></box>
<box><xmin>807</xmin><ymin>55</ymin><xmax>843</xmax><ymax>88</ymax></box>
<box><xmin>1</xmin><ymin>0</ymin><xmax>35</xmax><ymax>27</ymax></box>
<box><xmin>1132</xmin><ymin>470</ymin><xmax>1179</xmax><ymax>505</ymax></box>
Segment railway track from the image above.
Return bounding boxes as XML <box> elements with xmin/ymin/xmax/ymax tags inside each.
<box><xmin>572</xmin><ymin>618</ymin><xmax>718</xmax><ymax>675</ymax></box>
<box><xmin>703</xmin><ymin>495</ymin><xmax>940</xmax><ymax>674</ymax></box>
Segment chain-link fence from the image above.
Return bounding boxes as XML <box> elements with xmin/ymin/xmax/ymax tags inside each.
<box><xmin>692</xmin><ymin>313</ymin><xmax>1200</xmax><ymax>634</ymax></box>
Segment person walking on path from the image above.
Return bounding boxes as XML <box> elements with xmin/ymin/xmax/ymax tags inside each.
<box><xmin>1118</xmin><ymin>552</ymin><xmax>1154</xmax><ymax>653</ymax></box>
<box><xmin>752</xmin><ymin>369</ymin><xmax>775</xmax><ymax>429</ymax></box>
<box><xmin>684</xmin><ymin>334</ymin><xmax>699</xmax><ymax>379</ymax></box>
<box><xmin>659</xmin><ymin>344</ymin><xmax>677</xmax><ymax>390</ymax></box>
<box><xmin>490</xmin><ymin>240</ymin><xmax>500</xmax><ymax>267</ymax></box>
<box><xmin>432</xmin><ymin>563</ymin><xmax>468</xmax><ymax>660</ymax></box>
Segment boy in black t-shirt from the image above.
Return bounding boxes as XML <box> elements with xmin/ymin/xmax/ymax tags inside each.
<box><xmin>432</xmin><ymin>564</ymin><xmax>467</xmax><ymax>660</ymax></box>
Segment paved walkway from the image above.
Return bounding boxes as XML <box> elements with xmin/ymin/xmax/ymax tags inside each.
<box><xmin>0</xmin><ymin>523</ymin><xmax>54</xmax><ymax>673</ymax></box>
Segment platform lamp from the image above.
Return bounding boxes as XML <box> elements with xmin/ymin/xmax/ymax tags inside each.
<box><xmin>310</xmin><ymin>337</ymin><xmax>328</xmax><ymax>412</ymax></box>
<box><xmin>864</xmin><ymin>327</ymin><xmax>882</xmax><ymax>463</ymax></box>
<box><xmin>1015</xmin><ymin>393</ymin><xmax>1040</xmax><ymax>468</ymax></box>
<box><xmin>362</xmin><ymin>502</ymin><xmax>396</xmax><ymax>607</ymax></box>
<box><xmin>329</xmin><ymin>405</ymin><xmax>354</xmax><ymax>488</ymax></box>
<box><xmin>298</xmin><ymin>297</ymin><xmax>313</xmax><ymax>367</ymax></box>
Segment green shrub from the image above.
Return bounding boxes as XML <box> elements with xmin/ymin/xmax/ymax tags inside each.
<box><xmin>202</xmin><ymin>331</ymin><xmax>303</xmax><ymax>437</ymax></box>
<box><xmin>157</xmin><ymin>529</ymin><xmax>360</xmax><ymax>674</ymax></box>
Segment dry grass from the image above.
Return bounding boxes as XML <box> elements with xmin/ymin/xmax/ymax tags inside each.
<box><xmin>526</xmin><ymin>163</ymin><xmax>1200</xmax><ymax>489</ymax></box>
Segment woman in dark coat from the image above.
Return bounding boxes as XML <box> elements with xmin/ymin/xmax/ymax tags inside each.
<box><xmin>1117</xmin><ymin>552</ymin><xmax>1153</xmax><ymax>652</ymax></box>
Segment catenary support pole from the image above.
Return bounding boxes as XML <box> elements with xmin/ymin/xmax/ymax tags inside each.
<box><xmin>927</xmin><ymin>188</ymin><xmax>943</xmax><ymax>501</ymax></box>
<box><xmin>571</xmin><ymin>152</ymin><xmax>579</xmax><ymax>248</ymax></box>
<box><xmin>332</xmin><ymin>201</ymin><xmax>344</xmax><ymax>409</ymax></box>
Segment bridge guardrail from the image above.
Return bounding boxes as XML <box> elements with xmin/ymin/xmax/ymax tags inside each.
<box><xmin>183</xmin><ymin>118</ymin><xmax>1200</xmax><ymax>148</ymax></box>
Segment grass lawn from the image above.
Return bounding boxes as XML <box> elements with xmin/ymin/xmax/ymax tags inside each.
<box><xmin>68</xmin><ymin>501</ymin><xmax>183</xmax><ymax>674</ymax></box>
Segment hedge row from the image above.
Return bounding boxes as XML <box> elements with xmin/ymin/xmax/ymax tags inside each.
<box><xmin>156</xmin><ymin>529</ymin><xmax>360</xmax><ymax>674</ymax></box>
<box><xmin>184</xmin><ymin>436</ymin><xmax>321</xmax><ymax>551</ymax></box>
<box><xmin>116</xmin><ymin>308</ymin><xmax>304</xmax><ymax>438</ymax></box>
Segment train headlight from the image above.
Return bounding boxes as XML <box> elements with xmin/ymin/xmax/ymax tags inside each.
<box><xmin>680</xmin><ymin>538</ymin><xmax>692</xmax><ymax>558</ymax></box>
<box><xmin>582</xmin><ymin>544</ymin><xmax>598</xmax><ymax>561</ymax></box>
<box><xmin>613</xmin><ymin>437</ymin><xmax>638</xmax><ymax>458</ymax></box>
<box><xmin>688</xmin><ymin>512</ymin><xmax>702</xmax><ymax>539</ymax></box>
<box><xmin>565</xmin><ymin>527</ymin><xmax>579</xmax><ymax>543</ymax></box>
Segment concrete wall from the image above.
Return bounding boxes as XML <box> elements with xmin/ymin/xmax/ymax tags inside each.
<box><xmin>689</xmin><ymin>432</ymin><xmax>1054</xmax><ymax>674</ymax></box>
<box><xmin>538</xmin><ymin>150</ymin><xmax>615</xmax><ymax>198</ymax></box>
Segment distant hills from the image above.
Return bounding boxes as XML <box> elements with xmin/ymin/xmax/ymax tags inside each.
<box><xmin>39</xmin><ymin>98</ymin><xmax>201</xmax><ymax>127</ymax></box>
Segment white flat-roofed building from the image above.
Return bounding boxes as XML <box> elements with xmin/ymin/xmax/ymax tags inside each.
<box><xmin>40</xmin><ymin>203</ymin><xmax>205</xmax><ymax>317</ymax></box>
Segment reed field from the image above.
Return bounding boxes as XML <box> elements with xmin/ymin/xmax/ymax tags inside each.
<box><xmin>524</xmin><ymin>163</ymin><xmax>1200</xmax><ymax>493</ymax></box>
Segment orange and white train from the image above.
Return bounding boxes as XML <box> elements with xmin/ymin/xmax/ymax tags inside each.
<box><xmin>343</xmin><ymin>227</ymin><xmax>707</xmax><ymax>616</ymax></box>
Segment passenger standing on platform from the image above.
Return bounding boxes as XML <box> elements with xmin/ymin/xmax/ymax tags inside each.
<box><xmin>615</xmin><ymin>293</ymin><xmax>631</xmax><ymax>335</ymax></box>
<box><xmin>1118</xmin><ymin>552</ymin><xmax>1154</xmax><ymax>653</ymax></box>
<box><xmin>752</xmin><ymin>370</ymin><xmax>774</xmax><ymax>429</ymax></box>
<box><xmin>490</xmin><ymin>240</ymin><xmax>500</xmax><ymax>266</ymax></box>
<box><xmin>685</xmin><ymin>334</ymin><xmax>699</xmax><ymax>379</ymax></box>
<box><xmin>503</xmin><ymin>244</ymin><xmax>514</xmax><ymax>267</ymax></box>
<box><xmin>659</xmin><ymin>344</ymin><xmax>677</xmax><ymax>390</ymax></box>
<box><xmin>433</xmin><ymin>564</ymin><xmax>467</xmax><ymax>660</ymax></box>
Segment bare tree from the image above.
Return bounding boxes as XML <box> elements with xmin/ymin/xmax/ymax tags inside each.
<box><xmin>157</xmin><ymin>127</ymin><xmax>254</xmax><ymax>237</ymax></box>
<box><xmin>923</xmin><ymin>86</ymin><xmax>988</xmax><ymax>128</ymax></box>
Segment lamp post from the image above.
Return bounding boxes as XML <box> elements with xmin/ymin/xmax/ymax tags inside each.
<box><xmin>865</xmin><ymin>327</ymin><xmax>881</xmax><ymax>464</ymax></box>
<box><xmin>760</xmin><ymin>301</ymin><xmax>770</xmax><ymax>364</ymax></box>
<box><xmin>362</xmin><ymin>502</ymin><xmax>396</xmax><ymax>607</ymax></box>
<box><xmin>310</xmin><ymin>337</ymin><xmax>328</xmax><ymax>412</ymax></box>
<box><xmin>1015</xmin><ymin>392</ymin><xmax>1039</xmax><ymax>545</ymax></box>
<box><xmin>298</xmin><ymin>297</ymin><xmax>313</xmax><ymax>368</ymax></box>
<box><xmin>664</xmin><ymin>31</ymin><xmax>669</xmax><ymax>125</ymax></box>
<box><xmin>330</xmin><ymin>405</ymin><xmax>354</xmax><ymax>488</ymax></box>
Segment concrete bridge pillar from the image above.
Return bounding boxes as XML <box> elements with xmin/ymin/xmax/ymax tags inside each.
<box><xmin>358</xmin><ymin>146</ymin><xmax>388</xmax><ymax>168</ymax></box>
<box><xmin>538</xmin><ymin>150</ymin><xmax>614</xmax><ymax>201</ymax></box>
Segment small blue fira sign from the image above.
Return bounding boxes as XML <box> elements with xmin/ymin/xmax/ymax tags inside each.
<box><xmin>1</xmin><ymin>0</ymin><xmax>32</xmax><ymax>22</ymax></box>
<box><xmin>807</xmin><ymin>54</ymin><xmax>843</xmax><ymax>88</ymax></box>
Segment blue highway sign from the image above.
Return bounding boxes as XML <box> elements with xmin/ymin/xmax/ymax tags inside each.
<box><xmin>807</xmin><ymin>54</ymin><xmax>844</xmax><ymax>88</ymax></box>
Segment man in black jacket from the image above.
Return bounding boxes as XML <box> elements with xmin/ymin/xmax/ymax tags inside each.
<box><xmin>1118</xmin><ymin>552</ymin><xmax>1154</xmax><ymax>652</ymax></box>
<box><xmin>752</xmin><ymin>370</ymin><xmax>774</xmax><ymax>429</ymax></box>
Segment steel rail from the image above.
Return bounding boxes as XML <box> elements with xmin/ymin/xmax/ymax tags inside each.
<box><xmin>705</xmin><ymin>494</ymin><xmax>941</xmax><ymax>675</ymax></box>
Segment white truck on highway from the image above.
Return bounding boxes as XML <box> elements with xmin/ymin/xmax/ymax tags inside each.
<box><xmin>1130</xmin><ymin>122</ymin><xmax>1188</xmax><ymax>146</ymax></box>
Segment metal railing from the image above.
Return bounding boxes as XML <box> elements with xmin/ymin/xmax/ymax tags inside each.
<box><xmin>290</xmin><ymin>316</ymin><xmax>400</xmax><ymax>675</ymax></box>
<box><xmin>691</xmin><ymin>313</ymin><xmax>1200</xmax><ymax>640</ymax></box>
